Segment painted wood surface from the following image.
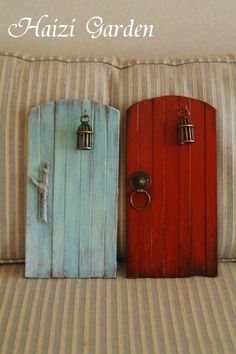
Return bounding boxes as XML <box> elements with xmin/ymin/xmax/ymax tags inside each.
<box><xmin>26</xmin><ymin>99</ymin><xmax>120</xmax><ymax>278</ymax></box>
<box><xmin>127</xmin><ymin>96</ymin><xmax>217</xmax><ymax>278</ymax></box>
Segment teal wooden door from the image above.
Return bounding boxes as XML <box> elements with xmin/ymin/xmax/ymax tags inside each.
<box><xmin>25</xmin><ymin>99</ymin><xmax>120</xmax><ymax>278</ymax></box>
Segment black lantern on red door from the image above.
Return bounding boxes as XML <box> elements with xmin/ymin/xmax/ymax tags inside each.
<box><xmin>177</xmin><ymin>106</ymin><xmax>195</xmax><ymax>144</ymax></box>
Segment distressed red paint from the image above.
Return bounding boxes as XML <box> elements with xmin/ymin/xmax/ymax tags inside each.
<box><xmin>126</xmin><ymin>96</ymin><xmax>217</xmax><ymax>278</ymax></box>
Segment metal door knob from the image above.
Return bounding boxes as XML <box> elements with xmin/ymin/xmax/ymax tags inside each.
<box><xmin>129</xmin><ymin>171</ymin><xmax>151</xmax><ymax>211</ymax></box>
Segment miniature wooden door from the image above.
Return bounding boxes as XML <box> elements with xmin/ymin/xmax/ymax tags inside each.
<box><xmin>127</xmin><ymin>96</ymin><xmax>217</xmax><ymax>278</ymax></box>
<box><xmin>26</xmin><ymin>99</ymin><xmax>120</xmax><ymax>278</ymax></box>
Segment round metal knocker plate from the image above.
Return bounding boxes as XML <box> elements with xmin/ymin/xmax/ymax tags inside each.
<box><xmin>129</xmin><ymin>171</ymin><xmax>151</xmax><ymax>191</ymax></box>
<box><xmin>129</xmin><ymin>171</ymin><xmax>151</xmax><ymax>211</ymax></box>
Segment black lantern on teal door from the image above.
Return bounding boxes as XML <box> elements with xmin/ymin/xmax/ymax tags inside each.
<box><xmin>76</xmin><ymin>112</ymin><xmax>93</xmax><ymax>150</ymax></box>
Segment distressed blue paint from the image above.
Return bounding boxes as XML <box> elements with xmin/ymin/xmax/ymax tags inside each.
<box><xmin>78</xmin><ymin>100</ymin><xmax>94</xmax><ymax>277</ymax></box>
<box><xmin>64</xmin><ymin>100</ymin><xmax>82</xmax><ymax>277</ymax></box>
<box><xmin>52</xmin><ymin>101</ymin><xmax>68</xmax><ymax>277</ymax></box>
<box><xmin>90</xmin><ymin>103</ymin><xmax>107</xmax><ymax>277</ymax></box>
<box><xmin>25</xmin><ymin>99</ymin><xmax>120</xmax><ymax>278</ymax></box>
<box><xmin>104</xmin><ymin>107</ymin><xmax>120</xmax><ymax>277</ymax></box>
<box><xmin>25</xmin><ymin>106</ymin><xmax>40</xmax><ymax>277</ymax></box>
<box><xmin>37</xmin><ymin>103</ymin><xmax>54</xmax><ymax>277</ymax></box>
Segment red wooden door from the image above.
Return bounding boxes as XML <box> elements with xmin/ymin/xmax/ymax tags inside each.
<box><xmin>127</xmin><ymin>96</ymin><xmax>217</xmax><ymax>278</ymax></box>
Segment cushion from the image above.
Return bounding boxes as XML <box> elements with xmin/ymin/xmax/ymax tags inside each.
<box><xmin>0</xmin><ymin>52</ymin><xmax>236</xmax><ymax>261</ymax></box>
<box><xmin>0</xmin><ymin>262</ymin><xmax>235</xmax><ymax>353</ymax></box>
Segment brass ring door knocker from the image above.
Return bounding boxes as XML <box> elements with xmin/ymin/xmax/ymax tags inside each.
<box><xmin>129</xmin><ymin>171</ymin><xmax>151</xmax><ymax>211</ymax></box>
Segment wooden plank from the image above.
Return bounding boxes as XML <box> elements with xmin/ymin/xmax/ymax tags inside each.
<box><xmin>178</xmin><ymin>96</ymin><xmax>192</xmax><ymax>277</ymax></box>
<box><xmin>127</xmin><ymin>104</ymin><xmax>140</xmax><ymax>277</ymax></box>
<box><xmin>205</xmin><ymin>104</ymin><xmax>217</xmax><ymax>276</ymax></box>
<box><xmin>26</xmin><ymin>99</ymin><xmax>119</xmax><ymax>278</ymax></box>
<box><xmin>137</xmin><ymin>100</ymin><xmax>154</xmax><ymax>277</ymax></box>
<box><xmin>153</xmin><ymin>97</ymin><xmax>165</xmax><ymax>277</ymax></box>
<box><xmin>52</xmin><ymin>100</ymin><xmax>68</xmax><ymax>277</ymax></box>
<box><xmin>37</xmin><ymin>102</ymin><xmax>54</xmax><ymax>277</ymax></box>
<box><xmin>90</xmin><ymin>102</ymin><xmax>107</xmax><ymax>277</ymax></box>
<box><xmin>25</xmin><ymin>106</ymin><xmax>40</xmax><ymax>277</ymax></box>
<box><xmin>163</xmin><ymin>96</ymin><xmax>180</xmax><ymax>277</ymax></box>
<box><xmin>78</xmin><ymin>100</ymin><xmax>94</xmax><ymax>278</ymax></box>
<box><xmin>190</xmin><ymin>99</ymin><xmax>206</xmax><ymax>275</ymax></box>
<box><xmin>64</xmin><ymin>100</ymin><xmax>82</xmax><ymax>277</ymax></box>
<box><xmin>104</xmin><ymin>106</ymin><xmax>120</xmax><ymax>278</ymax></box>
<box><xmin>126</xmin><ymin>95</ymin><xmax>217</xmax><ymax>278</ymax></box>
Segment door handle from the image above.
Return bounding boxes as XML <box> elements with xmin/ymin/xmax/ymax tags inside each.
<box><xmin>29</xmin><ymin>162</ymin><xmax>50</xmax><ymax>223</ymax></box>
<box><xmin>129</xmin><ymin>171</ymin><xmax>151</xmax><ymax>211</ymax></box>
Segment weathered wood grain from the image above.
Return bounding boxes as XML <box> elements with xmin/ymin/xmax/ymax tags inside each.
<box><xmin>25</xmin><ymin>106</ymin><xmax>40</xmax><ymax>278</ymax></box>
<box><xmin>26</xmin><ymin>99</ymin><xmax>120</xmax><ymax>278</ymax></box>
<box><xmin>64</xmin><ymin>100</ymin><xmax>82</xmax><ymax>277</ymax></box>
<box><xmin>52</xmin><ymin>100</ymin><xmax>67</xmax><ymax>278</ymax></box>
<box><xmin>205</xmin><ymin>103</ymin><xmax>218</xmax><ymax>276</ymax></box>
<box><xmin>104</xmin><ymin>106</ymin><xmax>120</xmax><ymax>278</ymax></box>
<box><xmin>90</xmin><ymin>103</ymin><xmax>106</xmax><ymax>277</ymax></box>
<box><xmin>38</xmin><ymin>103</ymin><xmax>54</xmax><ymax>278</ymax></box>
<box><xmin>127</xmin><ymin>96</ymin><xmax>217</xmax><ymax>278</ymax></box>
<box><xmin>78</xmin><ymin>100</ymin><xmax>94</xmax><ymax>278</ymax></box>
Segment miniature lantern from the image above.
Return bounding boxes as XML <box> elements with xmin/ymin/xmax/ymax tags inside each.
<box><xmin>76</xmin><ymin>113</ymin><xmax>93</xmax><ymax>150</ymax></box>
<box><xmin>177</xmin><ymin>106</ymin><xmax>195</xmax><ymax>144</ymax></box>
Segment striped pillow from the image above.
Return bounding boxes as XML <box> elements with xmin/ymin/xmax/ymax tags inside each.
<box><xmin>0</xmin><ymin>52</ymin><xmax>235</xmax><ymax>262</ymax></box>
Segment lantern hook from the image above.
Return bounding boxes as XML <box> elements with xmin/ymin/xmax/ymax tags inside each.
<box><xmin>80</xmin><ymin>110</ymin><xmax>90</xmax><ymax>123</ymax></box>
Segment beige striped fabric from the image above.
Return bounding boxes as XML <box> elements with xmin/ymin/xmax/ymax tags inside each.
<box><xmin>0</xmin><ymin>262</ymin><xmax>235</xmax><ymax>354</ymax></box>
<box><xmin>0</xmin><ymin>52</ymin><xmax>236</xmax><ymax>261</ymax></box>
